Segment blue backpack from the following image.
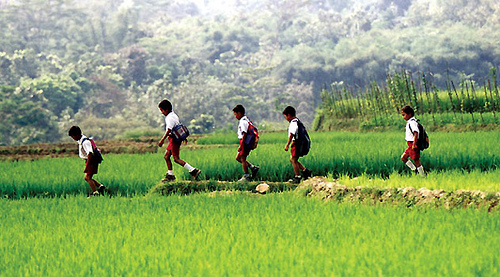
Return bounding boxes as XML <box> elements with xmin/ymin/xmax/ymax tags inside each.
<box><xmin>170</xmin><ymin>123</ymin><xmax>190</xmax><ymax>144</ymax></box>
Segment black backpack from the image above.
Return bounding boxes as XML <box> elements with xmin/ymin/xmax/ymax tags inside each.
<box><xmin>82</xmin><ymin>137</ymin><xmax>103</xmax><ymax>164</ymax></box>
<box><xmin>294</xmin><ymin>119</ymin><xmax>311</xmax><ymax>157</ymax></box>
<box><xmin>409</xmin><ymin>119</ymin><xmax>429</xmax><ymax>151</ymax></box>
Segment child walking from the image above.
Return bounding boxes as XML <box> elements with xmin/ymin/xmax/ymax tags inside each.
<box><xmin>283</xmin><ymin>106</ymin><xmax>312</xmax><ymax>184</ymax></box>
<box><xmin>401</xmin><ymin>105</ymin><xmax>426</xmax><ymax>177</ymax></box>
<box><xmin>158</xmin><ymin>99</ymin><xmax>201</xmax><ymax>181</ymax></box>
<box><xmin>233</xmin><ymin>104</ymin><xmax>259</xmax><ymax>182</ymax></box>
<box><xmin>68</xmin><ymin>126</ymin><xmax>106</xmax><ymax>196</ymax></box>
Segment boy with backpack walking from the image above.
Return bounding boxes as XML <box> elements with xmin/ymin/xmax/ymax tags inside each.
<box><xmin>233</xmin><ymin>104</ymin><xmax>259</xmax><ymax>182</ymax></box>
<box><xmin>158</xmin><ymin>99</ymin><xmax>201</xmax><ymax>182</ymax></box>
<box><xmin>283</xmin><ymin>106</ymin><xmax>312</xmax><ymax>184</ymax></box>
<box><xmin>401</xmin><ymin>105</ymin><xmax>427</xmax><ymax>177</ymax></box>
<box><xmin>68</xmin><ymin>126</ymin><xmax>106</xmax><ymax>196</ymax></box>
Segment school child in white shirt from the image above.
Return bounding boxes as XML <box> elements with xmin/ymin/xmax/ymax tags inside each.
<box><xmin>232</xmin><ymin>104</ymin><xmax>259</xmax><ymax>182</ymax></box>
<box><xmin>282</xmin><ymin>106</ymin><xmax>312</xmax><ymax>184</ymax></box>
<box><xmin>401</xmin><ymin>105</ymin><xmax>426</xmax><ymax>177</ymax></box>
<box><xmin>158</xmin><ymin>99</ymin><xmax>201</xmax><ymax>181</ymax></box>
<box><xmin>68</xmin><ymin>126</ymin><xmax>106</xmax><ymax>196</ymax></box>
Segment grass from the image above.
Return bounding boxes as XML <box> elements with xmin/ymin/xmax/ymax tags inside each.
<box><xmin>1</xmin><ymin>130</ymin><xmax>500</xmax><ymax>198</ymax></box>
<box><xmin>0</xmin><ymin>193</ymin><xmax>499</xmax><ymax>276</ymax></box>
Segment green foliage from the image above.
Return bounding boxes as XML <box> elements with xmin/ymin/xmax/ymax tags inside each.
<box><xmin>1</xmin><ymin>0</ymin><xmax>500</xmax><ymax>145</ymax></box>
<box><xmin>316</xmin><ymin>70</ymin><xmax>500</xmax><ymax>131</ymax></box>
<box><xmin>1</xmin><ymin>194</ymin><xmax>499</xmax><ymax>275</ymax></box>
<box><xmin>2</xmin><ymin>131</ymin><xmax>500</xmax><ymax>198</ymax></box>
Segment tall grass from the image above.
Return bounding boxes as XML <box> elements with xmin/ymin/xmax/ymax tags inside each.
<box><xmin>0</xmin><ymin>194</ymin><xmax>498</xmax><ymax>276</ymax></box>
<box><xmin>1</xmin><ymin>131</ymin><xmax>499</xmax><ymax>198</ymax></box>
<box><xmin>316</xmin><ymin>68</ymin><xmax>500</xmax><ymax>130</ymax></box>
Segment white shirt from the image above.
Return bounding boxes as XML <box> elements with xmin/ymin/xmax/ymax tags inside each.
<box><xmin>165</xmin><ymin>111</ymin><xmax>180</xmax><ymax>131</ymax></box>
<box><xmin>405</xmin><ymin>117</ymin><xmax>419</xmax><ymax>142</ymax></box>
<box><xmin>288</xmin><ymin>118</ymin><xmax>299</xmax><ymax>141</ymax></box>
<box><xmin>237</xmin><ymin>115</ymin><xmax>250</xmax><ymax>139</ymax></box>
<box><xmin>78</xmin><ymin>135</ymin><xmax>93</xmax><ymax>160</ymax></box>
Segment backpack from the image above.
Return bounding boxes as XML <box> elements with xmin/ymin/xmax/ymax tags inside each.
<box><xmin>170</xmin><ymin>123</ymin><xmax>190</xmax><ymax>144</ymax></box>
<box><xmin>294</xmin><ymin>119</ymin><xmax>311</xmax><ymax>157</ymax></box>
<box><xmin>243</xmin><ymin>121</ymin><xmax>259</xmax><ymax>150</ymax></box>
<box><xmin>409</xmin><ymin>119</ymin><xmax>429</xmax><ymax>151</ymax></box>
<box><xmin>82</xmin><ymin>137</ymin><xmax>103</xmax><ymax>164</ymax></box>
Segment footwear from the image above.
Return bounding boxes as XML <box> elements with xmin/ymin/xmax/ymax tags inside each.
<box><xmin>302</xmin><ymin>169</ymin><xmax>312</xmax><ymax>180</ymax></box>
<box><xmin>250</xmin><ymin>165</ymin><xmax>260</xmax><ymax>178</ymax></box>
<box><xmin>288</xmin><ymin>176</ymin><xmax>302</xmax><ymax>184</ymax></box>
<box><xmin>88</xmin><ymin>191</ymin><xmax>102</xmax><ymax>198</ymax></box>
<box><xmin>97</xmin><ymin>185</ymin><xmax>107</xmax><ymax>195</ymax></box>
<box><xmin>190</xmin><ymin>168</ymin><xmax>201</xmax><ymax>179</ymax></box>
<box><xmin>162</xmin><ymin>174</ymin><xmax>176</xmax><ymax>182</ymax></box>
<box><xmin>238</xmin><ymin>174</ymin><xmax>252</xmax><ymax>182</ymax></box>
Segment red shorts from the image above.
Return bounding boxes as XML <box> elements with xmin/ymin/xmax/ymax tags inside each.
<box><xmin>238</xmin><ymin>139</ymin><xmax>251</xmax><ymax>157</ymax></box>
<box><xmin>403</xmin><ymin>141</ymin><xmax>420</xmax><ymax>160</ymax></box>
<box><xmin>166</xmin><ymin>137</ymin><xmax>181</xmax><ymax>157</ymax></box>
<box><xmin>84</xmin><ymin>159</ymin><xmax>99</xmax><ymax>175</ymax></box>
<box><xmin>290</xmin><ymin>142</ymin><xmax>298</xmax><ymax>158</ymax></box>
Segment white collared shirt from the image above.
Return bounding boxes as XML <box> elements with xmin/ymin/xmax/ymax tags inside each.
<box><xmin>237</xmin><ymin>115</ymin><xmax>250</xmax><ymax>139</ymax></box>
<box><xmin>165</xmin><ymin>111</ymin><xmax>180</xmax><ymax>131</ymax></box>
<box><xmin>288</xmin><ymin>118</ymin><xmax>299</xmax><ymax>141</ymax></box>
<box><xmin>405</xmin><ymin>117</ymin><xmax>419</xmax><ymax>142</ymax></box>
<box><xmin>78</xmin><ymin>135</ymin><xmax>93</xmax><ymax>160</ymax></box>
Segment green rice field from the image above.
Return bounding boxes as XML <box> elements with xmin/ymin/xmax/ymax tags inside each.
<box><xmin>1</xmin><ymin>130</ymin><xmax>499</xmax><ymax>276</ymax></box>
<box><xmin>1</xmin><ymin>194</ymin><xmax>499</xmax><ymax>276</ymax></box>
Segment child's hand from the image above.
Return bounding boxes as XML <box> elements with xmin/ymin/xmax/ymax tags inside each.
<box><xmin>284</xmin><ymin>145</ymin><xmax>289</xmax><ymax>151</ymax></box>
<box><xmin>412</xmin><ymin>142</ymin><xmax>418</xmax><ymax>150</ymax></box>
<box><xmin>237</xmin><ymin>146</ymin><xmax>242</xmax><ymax>152</ymax></box>
<box><xmin>158</xmin><ymin>139</ymin><xmax>164</xmax><ymax>147</ymax></box>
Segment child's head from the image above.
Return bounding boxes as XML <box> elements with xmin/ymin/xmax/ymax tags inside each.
<box><xmin>232</xmin><ymin>104</ymin><xmax>245</xmax><ymax>120</ymax></box>
<box><xmin>158</xmin><ymin>99</ymin><xmax>172</xmax><ymax>116</ymax></box>
<box><xmin>68</xmin><ymin>126</ymin><xmax>82</xmax><ymax>141</ymax></box>
<box><xmin>401</xmin><ymin>105</ymin><xmax>414</xmax><ymax>120</ymax></box>
<box><xmin>282</xmin><ymin>106</ymin><xmax>296</xmax><ymax>122</ymax></box>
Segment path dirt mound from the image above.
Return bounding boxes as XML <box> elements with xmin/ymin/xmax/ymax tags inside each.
<box><xmin>298</xmin><ymin>177</ymin><xmax>500</xmax><ymax>211</ymax></box>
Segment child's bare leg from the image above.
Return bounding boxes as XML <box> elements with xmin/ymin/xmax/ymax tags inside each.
<box><xmin>85</xmin><ymin>173</ymin><xmax>97</xmax><ymax>192</ymax></box>
<box><xmin>173</xmin><ymin>154</ymin><xmax>186</xmax><ymax>166</ymax></box>
<box><xmin>164</xmin><ymin>151</ymin><xmax>173</xmax><ymax>170</ymax></box>
<box><xmin>414</xmin><ymin>159</ymin><xmax>422</xmax><ymax>167</ymax></box>
<box><xmin>290</xmin><ymin>156</ymin><xmax>301</xmax><ymax>176</ymax></box>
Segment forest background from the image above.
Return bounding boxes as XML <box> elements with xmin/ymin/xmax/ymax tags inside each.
<box><xmin>1</xmin><ymin>0</ymin><xmax>499</xmax><ymax>145</ymax></box>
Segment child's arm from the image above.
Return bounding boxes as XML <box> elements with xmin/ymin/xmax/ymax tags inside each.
<box><xmin>238</xmin><ymin>132</ymin><xmax>247</xmax><ymax>152</ymax></box>
<box><xmin>284</xmin><ymin>133</ymin><xmax>293</xmax><ymax>151</ymax></box>
<box><xmin>412</xmin><ymin>131</ymin><xmax>418</xmax><ymax>149</ymax></box>
<box><xmin>158</xmin><ymin>129</ymin><xmax>171</xmax><ymax>147</ymax></box>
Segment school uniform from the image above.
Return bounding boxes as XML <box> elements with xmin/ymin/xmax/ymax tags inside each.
<box><xmin>403</xmin><ymin>117</ymin><xmax>420</xmax><ymax>160</ymax></box>
<box><xmin>238</xmin><ymin>115</ymin><xmax>252</xmax><ymax>155</ymax></box>
<box><xmin>78</xmin><ymin>135</ymin><xmax>98</xmax><ymax>174</ymax></box>
<box><xmin>288</xmin><ymin>118</ymin><xmax>299</xmax><ymax>157</ymax></box>
<box><xmin>165</xmin><ymin>111</ymin><xmax>181</xmax><ymax>156</ymax></box>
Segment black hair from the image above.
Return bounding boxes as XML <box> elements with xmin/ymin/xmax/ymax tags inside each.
<box><xmin>402</xmin><ymin>105</ymin><xmax>415</xmax><ymax>117</ymax></box>
<box><xmin>282</xmin><ymin>106</ymin><xmax>296</xmax><ymax>117</ymax></box>
<box><xmin>158</xmin><ymin>99</ymin><xmax>173</xmax><ymax>111</ymax></box>
<box><xmin>68</xmin><ymin>126</ymin><xmax>82</xmax><ymax>137</ymax></box>
<box><xmin>232</xmin><ymin>104</ymin><xmax>245</xmax><ymax>114</ymax></box>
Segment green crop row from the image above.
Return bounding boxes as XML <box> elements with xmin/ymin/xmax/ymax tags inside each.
<box><xmin>1</xmin><ymin>194</ymin><xmax>498</xmax><ymax>276</ymax></box>
<box><xmin>1</xmin><ymin>131</ymin><xmax>499</xmax><ymax>198</ymax></box>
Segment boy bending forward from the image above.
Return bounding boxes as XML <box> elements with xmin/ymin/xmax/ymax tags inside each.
<box><xmin>69</xmin><ymin>126</ymin><xmax>106</xmax><ymax>196</ymax></box>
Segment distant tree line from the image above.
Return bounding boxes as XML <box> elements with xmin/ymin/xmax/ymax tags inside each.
<box><xmin>1</xmin><ymin>0</ymin><xmax>499</xmax><ymax>145</ymax></box>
